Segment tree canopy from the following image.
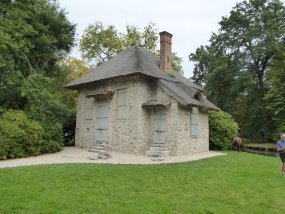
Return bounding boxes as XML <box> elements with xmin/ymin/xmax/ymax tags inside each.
<box><xmin>264</xmin><ymin>52</ymin><xmax>285</xmax><ymax>137</ymax></box>
<box><xmin>189</xmin><ymin>0</ymin><xmax>285</xmax><ymax>139</ymax></box>
<box><xmin>0</xmin><ymin>0</ymin><xmax>76</xmax><ymax>156</ymax></box>
<box><xmin>0</xmin><ymin>0</ymin><xmax>75</xmax><ymax>109</ymax></box>
<box><xmin>80</xmin><ymin>21</ymin><xmax>183</xmax><ymax>73</ymax></box>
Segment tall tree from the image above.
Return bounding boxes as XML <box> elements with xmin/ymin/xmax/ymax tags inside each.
<box><xmin>60</xmin><ymin>57</ymin><xmax>91</xmax><ymax>109</ymax></box>
<box><xmin>189</xmin><ymin>46</ymin><xmax>211</xmax><ymax>87</ymax></box>
<box><xmin>0</xmin><ymin>0</ymin><xmax>75</xmax><ymax>109</ymax></box>
<box><xmin>80</xmin><ymin>21</ymin><xmax>183</xmax><ymax>73</ymax></box>
<box><xmin>0</xmin><ymin>0</ymin><xmax>76</xmax><ymax>149</ymax></box>
<box><xmin>189</xmin><ymin>0</ymin><xmax>285</xmax><ymax>138</ymax></box>
<box><xmin>80</xmin><ymin>21</ymin><xmax>158</xmax><ymax>66</ymax></box>
<box><xmin>264</xmin><ymin>51</ymin><xmax>285</xmax><ymax>138</ymax></box>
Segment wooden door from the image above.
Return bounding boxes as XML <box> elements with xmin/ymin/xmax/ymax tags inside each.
<box><xmin>95</xmin><ymin>100</ymin><xmax>109</xmax><ymax>145</ymax></box>
<box><xmin>152</xmin><ymin>110</ymin><xmax>166</xmax><ymax>147</ymax></box>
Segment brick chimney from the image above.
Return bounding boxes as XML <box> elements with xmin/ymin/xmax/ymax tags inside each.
<box><xmin>159</xmin><ymin>31</ymin><xmax>173</xmax><ymax>73</ymax></box>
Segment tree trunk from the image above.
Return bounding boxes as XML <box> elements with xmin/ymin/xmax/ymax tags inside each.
<box><xmin>257</xmin><ymin>71</ymin><xmax>267</xmax><ymax>139</ymax></box>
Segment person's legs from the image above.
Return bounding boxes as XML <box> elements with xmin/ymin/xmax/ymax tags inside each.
<box><xmin>237</xmin><ymin>144</ymin><xmax>240</xmax><ymax>152</ymax></box>
<box><xmin>280</xmin><ymin>153</ymin><xmax>285</xmax><ymax>176</ymax></box>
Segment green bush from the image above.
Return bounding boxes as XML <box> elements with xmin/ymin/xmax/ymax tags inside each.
<box><xmin>209</xmin><ymin>110</ymin><xmax>239</xmax><ymax>150</ymax></box>
<box><xmin>0</xmin><ymin>110</ymin><xmax>63</xmax><ymax>160</ymax></box>
<box><xmin>41</xmin><ymin>123</ymin><xmax>63</xmax><ymax>153</ymax></box>
<box><xmin>40</xmin><ymin>140</ymin><xmax>62</xmax><ymax>154</ymax></box>
<box><xmin>0</xmin><ymin>110</ymin><xmax>44</xmax><ymax>160</ymax></box>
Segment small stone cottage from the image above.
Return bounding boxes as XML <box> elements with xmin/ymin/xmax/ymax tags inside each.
<box><xmin>65</xmin><ymin>31</ymin><xmax>218</xmax><ymax>156</ymax></box>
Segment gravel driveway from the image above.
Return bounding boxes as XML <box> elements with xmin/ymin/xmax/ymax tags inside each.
<box><xmin>0</xmin><ymin>147</ymin><xmax>225</xmax><ymax>168</ymax></box>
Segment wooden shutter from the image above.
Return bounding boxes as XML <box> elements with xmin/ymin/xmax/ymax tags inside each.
<box><xmin>117</xmin><ymin>88</ymin><xmax>127</xmax><ymax>119</ymax></box>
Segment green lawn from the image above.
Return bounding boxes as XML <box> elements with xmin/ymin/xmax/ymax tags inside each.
<box><xmin>243</xmin><ymin>143</ymin><xmax>276</xmax><ymax>149</ymax></box>
<box><xmin>0</xmin><ymin>152</ymin><xmax>284</xmax><ymax>213</ymax></box>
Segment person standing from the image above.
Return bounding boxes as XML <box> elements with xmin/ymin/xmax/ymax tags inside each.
<box><xmin>234</xmin><ymin>134</ymin><xmax>242</xmax><ymax>152</ymax></box>
<box><xmin>276</xmin><ymin>134</ymin><xmax>285</xmax><ymax>177</ymax></box>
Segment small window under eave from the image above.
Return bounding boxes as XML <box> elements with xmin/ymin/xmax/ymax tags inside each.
<box><xmin>194</xmin><ymin>92</ymin><xmax>204</xmax><ymax>102</ymax></box>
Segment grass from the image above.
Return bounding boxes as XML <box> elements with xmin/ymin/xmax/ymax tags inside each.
<box><xmin>242</xmin><ymin>138</ymin><xmax>274</xmax><ymax>145</ymax></box>
<box><xmin>0</xmin><ymin>152</ymin><xmax>284</xmax><ymax>213</ymax></box>
<box><xmin>243</xmin><ymin>143</ymin><xmax>276</xmax><ymax>149</ymax></box>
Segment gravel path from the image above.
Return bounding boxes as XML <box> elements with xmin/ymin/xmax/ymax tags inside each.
<box><xmin>0</xmin><ymin>147</ymin><xmax>226</xmax><ymax>168</ymax></box>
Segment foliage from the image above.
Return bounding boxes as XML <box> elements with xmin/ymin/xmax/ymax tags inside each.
<box><xmin>264</xmin><ymin>52</ymin><xmax>285</xmax><ymax>139</ymax></box>
<box><xmin>209</xmin><ymin>110</ymin><xmax>239</xmax><ymax>150</ymax></box>
<box><xmin>189</xmin><ymin>46</ymin><xmax>211</xmax><ymax>86</ymax></box>
<box><xmin>62</xmin><ymin>111</ymin><xmax>76</xmax><ymax>146</ymax></box>
<box><xmin>0</xmin><ymin>0</ymin><xmax>76</xmax><ymax>157</ymax></box>
<box><xmin>0</xmin><ymin>110</ymin><xmax>43</xmax><ymax>160</ymax></box>
<box><xmin>80</xmin><ymin>21</ymin><xmax>157</xmax><ymax>66</ymax></box>
<box><xmin>171</xmin><ymin>52</ymin><xmax>183</xmax><ymax>73</ymax></box>
<box><xmin>61</xmin><ymin>57</ymin><xmax>92</xmax><ymax>108</ymax></box>
<box><xmin>1</xmin><ymin>153</ymin><xmax>285</xmax><ymax>213</ymax></box>
<box><xmin>80</xmin><ymin>21</ymin><xmax>183</xmax><ymax>72</ymax></box>
<box><xmin>21</xmin><ymin>74</ymin><xmax>59</xmax><ymax>123</ymax></box>
<box><xmin>40</xmin><ymin>123</ymin><xmax>63</xmax><ymax>153</ymax></box>
<box><xmin>80</xmin><ymin>21</ymin><xmax>123</xmax><ymax>66</ymax></box>
<box><xmin>57</xmin><ymin>57</ymin><xmax>92</xmax><ymax>145</ymax></box>
<box><xmin>189</xmin><ymin>0</ymin><xmax>285</xmax><ymax>138</ymax></box>
<box><xmin>0</xmin><ymin>0</ymin><xmax>75</xmax><ymax>109</ymax></box>
<box><xmin>21</xmin><ymin>73</ymin><xmax>71</xmax><ymax>147</ymax></box>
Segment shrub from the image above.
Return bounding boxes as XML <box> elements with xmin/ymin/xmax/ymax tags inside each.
<box><xmin>0</xmin><ymin>110</ymin><xmax>44</xmax><ymax>160</ymax></box>
<box><xmin>40</xmin><ymin>140</ymin><xmax>62</xmax><ymax>154</ymax></box>
<box><xmin>21</xmin><ymin>74</ymin><xmax>74</xmax><ymax>147</ymax></box>
<box><xmin>62</xmin><ymin>109</ymin><xmax>76</xmax><ymax>146</ymax></box>
<box><xmin>41</xmin><ymin>123</ymin><xmax>63</xmax><ymax>153</ymax></box>
<box><xmin>209</xmin><ymin>110</ymin><xmax>239</xmax><ymax>150</ymax></box>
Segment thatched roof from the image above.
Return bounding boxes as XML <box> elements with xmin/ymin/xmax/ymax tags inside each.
<box><xmin>65</xmin><ymin>45</ymin><xmax>219</xmax><ymax>110</ymax></box>
<box><xmin>65</xmin><ymin>45</ymin><xmax>178</xmax><ymax>89</ymax></box>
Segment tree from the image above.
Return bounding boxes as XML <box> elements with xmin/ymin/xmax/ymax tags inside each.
<box><xmin>189</xmin><ymin>46</ymin><xmax>211</xmax><ymax>87</ymax></box>
<box><xmin>0</xmin><ymin>0</ymin><xmax>76</xmax><ymax>156</ymax></box>
<box><xmin>171</xmin><ymin>52</ymin><xmax>183</xmax><ymax>74</ymax></box>
<box><xmin>80</xmin><ymin>21</ymin><xmax>158</xmax><ymax>66</ymax></box>
<box><xmin>80</xmin><ymin>21</ymin><xmax>123</xmax><ymax>66</ymax></box>
<box><xmin>0</xmin><ymin>0</ymin><xmax>75</xmax><ymax>109</ymax></box>
<box><xmin>61</xmin><ymin>57</ymin><xmax>92</xmax><ymax>109</ymax></box>
<box><xmin>190</xmin><ymin>0</ymin><xmax>285</xmax><ymax>138</ymax></box>
<box><xmin>264</xmin><ymin>52</ymin><xmax>285</xmax><ymax>139</ymax></box>
<box><xmin>80</xmin><ymin>21</ymin><xmax>183</xmax><ymax>73</ymax></box>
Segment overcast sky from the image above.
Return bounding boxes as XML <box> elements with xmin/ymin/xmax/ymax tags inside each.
<box><xmin>57</xmin><ymin>0</ymin><xmax>247</xmax><ymax>78</ymax></box>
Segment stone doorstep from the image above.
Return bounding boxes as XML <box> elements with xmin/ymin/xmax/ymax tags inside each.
<box><xmin>88</xmin><ymin>145</ymin><xmax>107</xmax><ymax>153</ymax></box>
<box><xmin>145</xmin><ymin>147</ymin><xmax>170</xmax><ymax>157</ymax></box>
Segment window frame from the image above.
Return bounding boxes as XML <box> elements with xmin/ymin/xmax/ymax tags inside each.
<box><xmin>84</xmin><ymin>95</ymin><xmax>93</xmax><ymax>120</ymax></box>
<box><xmin>117</xmin><ymin>88</ymin><xmax>128</xmax><ymax>120</ymax></box>
<box><xmin>190</xmin><ymin>107</ymin><xmax>199</xmax><ymax>138</ymax></box>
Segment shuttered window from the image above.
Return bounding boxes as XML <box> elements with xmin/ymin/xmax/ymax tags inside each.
<box><xmin>117</xmin><ymin>88</ymin><xmax>128</xmax><ymax>120</ymax></box>
<box><xmin>191</xmin><ymin>107</ymin><xmax>199</xmax><ymax>138</ymax></box>
<box><xmin>85</xmin><ymin>96</ymin><xmax>93</xmax><ymax>120</ymax></box>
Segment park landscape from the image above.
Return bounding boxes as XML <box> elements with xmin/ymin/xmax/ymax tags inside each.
<box><xmin>0</xmin><ymin>152</ymin><xmax>285</xmax><ymax>213</ymax></box>
<box><xmin>0</xmin><ymin>0</ymin><xmax>285</xmax><ymax>213</ymax></box>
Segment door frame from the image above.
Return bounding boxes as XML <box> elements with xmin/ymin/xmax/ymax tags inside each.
<box><xmin>152</xmin><ymin>109</ymin><xmax>167</xmax><ymax>147</ymax></box>
<box><xmin>95</xmin><ymin>100</ymin><xmax>110</xmax><ymax>145</ymax></box>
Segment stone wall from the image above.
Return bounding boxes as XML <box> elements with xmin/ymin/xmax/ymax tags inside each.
<box><xmin>176</xmin><ymin>106</ymin><xmax>209</xmax><ymax>155</ymax></box>
<box><xmin>144</xmin><ymin>86</ymin><xmax>178</xmax><ymax>155</ymax></box>
<box><xmin>75</xmin><ymin>75</ymin><xmax>146</xmax><ymax>154</ymax></box>
<box><xmin>75</xmin><ymin>74</ymin><xmax>209</xmax><ymax>155</ymax></box>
